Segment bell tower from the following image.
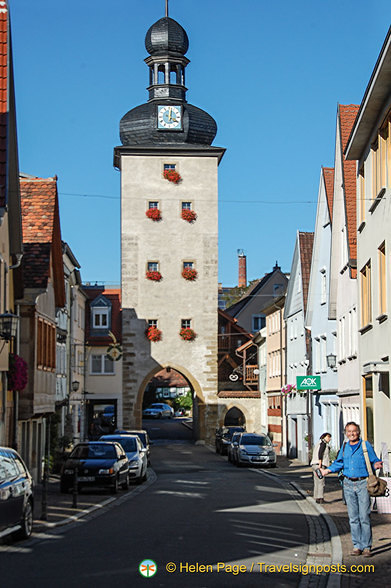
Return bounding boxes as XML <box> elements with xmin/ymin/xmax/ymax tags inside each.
<box><xmin>114</xmin><ymin>10</ymin><xmax>225</xmax><ymax>442</ymax></box>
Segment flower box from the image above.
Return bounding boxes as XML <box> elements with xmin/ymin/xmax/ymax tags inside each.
<box><xmin>7</xmin><ymin>353</ymin><xmax>28</xmax><ymax>391</ymax></box>
<box><xmin>180</xmin><ymin>328</ymin><xmax>197</xmax><ymax>341</ymax></box>
<box><xmin>281</xmin><ymin>384</ymin><xmax>296</xmax><ymax>396</ymax></box>
<box><xmin>181</xmin><ymin>209</ymin><xmax>197</xmax><ymax>223</ymax></box>
<box><xmin>182</xmin><ymin>268</ymin><xmax>198</xmax><ymax>281</ymax></box>
<box><xmin>163</xmin><ymin>170</ymin><xmax>181</xmax><ymax>184</ymax></box>
<box><xmin>146</xmin><ymin>326</ymin><xmax>162</xmax><ymax>342</ymax></box>
<box><xmin>146</xmin><ymin>208</ymin><xmax>162</xmax><ymax>221</ymax></box>
<box><xmin>146</xmin><ymin>271</ymin><xmax>162</xmax><ymax>281</ymax></box>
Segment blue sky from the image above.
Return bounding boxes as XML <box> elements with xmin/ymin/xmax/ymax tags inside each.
<box><xmin>9</xmin><ymin>0</ymin><xmax>391</xmax><ymax>286</ymax></box>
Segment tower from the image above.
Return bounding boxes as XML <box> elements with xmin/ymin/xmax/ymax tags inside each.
<box><xmin>114</xmin><ymin>13</ymin><xmax>225</xmax><ymax>441</ymax></box>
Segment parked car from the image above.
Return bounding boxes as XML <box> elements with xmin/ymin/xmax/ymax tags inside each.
<box><xmin>233</xmin><ymin>433</ymin><xmax>277</xmax><ymax>467</ymax></box>
<box><xmin>227</xmin><ymin>431</ymin><xmax>243</xmax><ymax>463</ymax></box>
<box><xmin>60</xmin><ymin>441</ymin><xmax>129</xmax><ymax>494</ymax></box>
<box><xmin>0</xmin><ymin>447</ymin><xmax>34</xmax><ymax>541</ymax></box>
<box><xmin>100</xmin><ymin>435</ymin><xmax>147</xmax><ymax>484</ymax></box>
<box><xmin>142</xmin><ymin>403</ymin><xmax>174</xmax><ymax>419</ymax></box>
<box><xmin>115</xmin><ymin>429</ymin><xmax>151</xmax><ymax>465</ymax></box>
<box><xmin>215</xmin><ymin>426</ymin><xmax>246</xmax><ymax>455</ymax></box>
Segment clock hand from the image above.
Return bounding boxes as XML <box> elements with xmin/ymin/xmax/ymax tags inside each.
<box><xmin>168</xmin><ymin>107</ymin><xmax>172</xmax><ymax>121</ymax></box>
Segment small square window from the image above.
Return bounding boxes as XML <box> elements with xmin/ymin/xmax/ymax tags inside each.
<box><xmin>181</xmin><ymin>319</ymin><xmax>191</xmax><ymax>329</ymax></box>
<box><xmin>148</xmin><ymin>201</ymin><xmax>159</xmax><ymax>209</ymax></box>
<box><xmin>182</xmin><ymin>201</ymin><xmax>192</xmax><ymax>210</ymax></box>
<box><xmin>148</xmin><ymin>262</ymin><xmax>159</xmax><ymax>272</ymax></box>
<box><xmin>164</xmin><ymin>163</ymin><xmax>176</xmax><ymax>171</ymax></box>
<box><xmin>148</xmin><ymin>319</ymin><xmax>158</xmax><ymax>328</ymax></box>
<box><xmin>183</xmin><ymin>261</ymin><xmax>194</xmax><ymax>269</ymax></box>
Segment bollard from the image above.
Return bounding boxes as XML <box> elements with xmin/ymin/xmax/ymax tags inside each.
<box><xmin>72</xmin><ymin>466</ymin><xmax>78</xmax><ymax>508</ymax></box>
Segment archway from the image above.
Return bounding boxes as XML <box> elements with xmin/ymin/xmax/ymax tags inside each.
<box><xmin>224</xmin><ymin>406</ymin><xmax>246</xmax><ymax>427</ymax></box>
<box><xmin>136</xmin><ymin>365</ymin><xmax>205</xmax><ymax>441</ymax></box>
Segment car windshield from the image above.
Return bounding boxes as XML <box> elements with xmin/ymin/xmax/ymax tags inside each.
<box><xmin>71</xmin><ymin>444</ymin><xmax>117</xmax><ymax>459</ymax></box>
<box><xmin>223</xmin><ymin>428</ymin><xmax>244</xmax><ymax>439</ymax></box>
<box><xmin>108</xmin><ymin>438</ymin><xmax>137</xmax><ymax>452</ymax></box>
<box><xmin>129</xmin><ymin>432</ymin><xmax>146</xmax><ymax>446</ymax></box>
<box><xmin>241</xmin><ymin>436</ymin><xmax>271</xmax><ymax>446</ymax></box>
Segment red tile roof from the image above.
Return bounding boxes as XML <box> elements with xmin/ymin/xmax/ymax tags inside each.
<box><xmin>20</xmin><ymin>175</ymin><xmax>65</xmax><ymax>305</ymax></box>
<box><xmin>298</xmin><ymin>231</ymin><xmax>314</xmax><ymax>312</ymax></box>
<box><xmin>0</xmin><ymin>1</ymin><xmax>8</xmax><ymax>207</ymax></box>
<box><xmin>322</xmin><ymin>167</ymin><xmax>334</xmax><ymax>220</ymax></box>
<box><xmin>339</xmin><ymin>104</ymin><xmax>359</xmax><ymax>279</ymax></box>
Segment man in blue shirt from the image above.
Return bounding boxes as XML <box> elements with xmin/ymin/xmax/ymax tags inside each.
<box><xmin>320</xmin><ymin>422</ymin><xmax>382</xmax><ymax>557</ymax></box>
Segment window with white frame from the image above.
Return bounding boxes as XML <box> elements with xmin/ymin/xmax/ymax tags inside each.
<box><xmin>148</xmin><ymin>201</ymin><xmax>159</xmax><ymax>209</ymax></box>
<box><xmin>252</xmin><ymin>314</ymin><xmax>264</xmax><ymax>332</ymax></box>
<box><xmin>183</xmin><ymin>261</ymin><xmax>194</xmax><ymax>269</ymax></box>
<box><xmin>181</xmin><ymin>319</ymin><xmax>191</xmax><ymax>329</ymax></box>
<box><xmin>92</xmin><ymin>307</ymin><xmax>109</xmax><ymax>329</ymax></box>
<box><xmin>164</xmin><ymin>163</ymin><xmax>176</xmax><ymax>171</ymax></box>
<box><xmin>148</xmin><ymin>319</ymin><xmax>158</xmax><ymax>328</ymax></box>
<box><xmin>147</xmin><ymin>261</ymin><xmax>159</xmax><ymax>272</ymax></box>
<box><xmin>320</xmin><ymin>268</ymin><xmax>327</xmax><ymax>305</ymax></box>
<box><xmin>90</xmin><ymin>354</ymin><xmax>114</xmax><ymax>375</ymax></box>
<box><xmin>182</xmin><ymin>201</ymin><xmax>192</xmax><ymax>210</ymax></box>
<box><xmin>320</xmin><ymin>336</ymin><xmax>327</xmax><ymax>372</ymax></box>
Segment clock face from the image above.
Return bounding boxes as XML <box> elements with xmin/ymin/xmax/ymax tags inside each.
<box><xmin>157</xmin><ymin>105</ymin><xmax>182</xmax><ymax>130</ymax></box>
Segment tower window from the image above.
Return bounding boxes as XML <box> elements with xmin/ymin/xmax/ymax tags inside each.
<box><xmin>147</xmin><ymin>261</ymin><xmax>159</xmax><ymax>272</ymax></box>
<box><xmin>164</xmin><ymin>163</ymin><xmax>176</xmax><ymax>171</ymax></box>
<box><xmin>183</xmin><ymin>261</ymin><xmax>194</xmax><ymax>270</ymax></box>
<box><xmin>148</xmin><ymin>201</ymin><xmax>159</xmax><ymax>209</ymax></box>
<box><xmin>148</xmin><ymin>319</ymin><xmax>158</xmax><ymax>328</ymax></box>
<box><xmin>181</xmin><ymin>319</ymin><xmax>191</xmax><ymax>329</ymax></box>
<box><xmin>182</xmin><ymin>201</ymin><xmax>192</xmax><ymax>210</ymax></box>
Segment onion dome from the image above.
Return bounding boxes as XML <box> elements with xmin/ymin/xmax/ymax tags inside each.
<box><xmin>145</xmin><ymin>17</ymin><xmax>189</xmax><ymax>56</ymax></box>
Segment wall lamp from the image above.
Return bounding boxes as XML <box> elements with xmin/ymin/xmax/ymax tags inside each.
<box><xmin>0</xmin><ymin>311</ymin><xmax>19</xmax><ymax>341</ymax></box>
<box><xmin>326</xmin><ymin>353</ymin><xmax>337</xmax><ymax>370</ymax></box>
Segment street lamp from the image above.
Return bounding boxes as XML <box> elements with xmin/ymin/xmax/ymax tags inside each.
<box><xmin>0</xmin><ymin>311</ymin><xmax>19</xmax><ymax>341</ymax></box>
<box><xmin>326</xmin><ymin>353</ymin><xmax>337</xmax><ymax>370</ymax></box>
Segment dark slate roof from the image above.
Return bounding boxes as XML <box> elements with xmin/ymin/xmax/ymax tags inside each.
<box><xmin>298</xmin><ymin>232</ymin><xmax>314</xmax><ymax>313</ymax></box>
<box><xmin>120</xmin><ymin>101</ymin><xmax>217</xmax><ymax>147</ymax></box>
<box><xmin>322</xmin><ymin>167</ymin><xmax>334</xmax><ymax>221</ymax></box>
<box><xmin>84</xmin><ymin>286</ymin><xmax>122</xmax><ymax>346</ymax></box>
<box><xmin>145</xmin><ymin>17</ymin><xmax>189</xmax><ymax>56</ymax></box>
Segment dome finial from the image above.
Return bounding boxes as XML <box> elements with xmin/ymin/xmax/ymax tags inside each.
<box><xmin>165</xmin><ymin>0</ymin><xmax>169</xmax><ymax>17</ymax></box>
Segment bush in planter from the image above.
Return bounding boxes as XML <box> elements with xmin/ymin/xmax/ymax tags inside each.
<box><xmin>146</xmin><ymin>270</ymin><xmax>162</xmax><ymax>281</ymax></box>
<box><xmin>163</xmin><ymin>169</ymin><xmax>181</xmax><ymax>184</ymax></box>
<box><xmin>181</xmin><ymin>209</ymin><xmax>197</xmax><ymax>222</ymax></box>
<box><xmin>146</xmin><ymin>326</ymin><xmax>162</xmax><ymax>342</ymax></box>
<box><xmin>182</xmin><ymin>268</ymin><xmax>197</xmax><ymax>281</ymax></box>
<box><xmin>179</xmin><ymin>327</ymin><xmax>197</xmax><ymax>341</ymax></box>
<box><xmin>146</xmin><ymin>208</ymin><xmax>162</xmax><ymax>221</ymax></box>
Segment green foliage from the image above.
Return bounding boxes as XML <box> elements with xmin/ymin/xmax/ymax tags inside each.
<box><xmin>173</xmin><ymin>390</ymin><xmax>193</xmax><ymax>411</ymax></box>
<box><xmin>222</xmin><ymin>279</ymin><xmax>258</xmax><ymax>309</ymax></box>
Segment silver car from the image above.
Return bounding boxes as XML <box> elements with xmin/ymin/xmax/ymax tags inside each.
<box><xmin>234</xmin><ymin>433</ymin><xmax>277</xmax><ymax>467</ymax></box>
<box><xmin>100</xmin><ymin>435</ymin><xmax>148</xmax><ymax>484</ymax></box>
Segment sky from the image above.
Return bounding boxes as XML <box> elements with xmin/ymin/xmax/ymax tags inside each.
<box><xmin>9</xmin><ymin>0</ymin><xmax>391</xmax><ymax>287</ymax></box>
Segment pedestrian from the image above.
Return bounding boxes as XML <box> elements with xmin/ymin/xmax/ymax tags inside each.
<box><xmin>320</xmin><ymin>422</ymin><xmax>382</xmax><ymax>557</ymax></box>
<box><xmin>311</xmin><ymin>432</ymin><xmax>331</xmax><ymax>503</ymax></box>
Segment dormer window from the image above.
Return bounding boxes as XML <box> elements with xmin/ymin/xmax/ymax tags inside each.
<box><xmin>90</xmin><ymin>295</ymin><xmax>112</xmax><ymax>332</ymax></box>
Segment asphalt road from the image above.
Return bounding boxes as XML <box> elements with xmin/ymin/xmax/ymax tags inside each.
<box><xmin>0</xmin><ymin>423</ymin><xmax>310</xmax><ymax>588</ymax></box>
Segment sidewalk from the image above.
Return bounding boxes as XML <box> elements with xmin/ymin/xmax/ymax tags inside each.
<box><xmin>273</xmin><ymin>457</ymin><xmax>391</xmax><ymax>587</ymax></box>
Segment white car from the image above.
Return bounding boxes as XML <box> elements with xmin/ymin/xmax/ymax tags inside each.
<box><xmin>142</xmin><ymin>403</ymin><xmax>174</xmax><ymax>419</ymax></box>
<box><xmin>234</xmin><ymin>433</ymin><xmax>277</xmax><ymax>467</ymax></box>
<box><xmin>99</xmin><ymin>435</ymin><xmax>147</xmax><ymax>483</ymax></box>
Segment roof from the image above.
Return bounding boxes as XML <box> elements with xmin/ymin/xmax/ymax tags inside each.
<box><xmin>322</xmin><ymin>167</ymin><xmax>334</xmax><ymax>220</ymax></box>
<box><xmin>298</xmin><ymin>231</ymin><xmax>314</xmax><ymax>312</ymax></box>
<box><xmin>346</xmin><ymin>26</ymin><xmax>391</xmax><ymax>160</ymax></box>
<box><xmin>339</xmin><ymin>104</ymin><xmax>359</xmax><ymax>279</ymax></box>
<box><xmin>19</xmin><ymin>175</ymin><xmax>65</xmax><ymax>305</ymax></box>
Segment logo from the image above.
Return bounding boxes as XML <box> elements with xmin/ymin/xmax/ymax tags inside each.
<box><xmin>139</xmin><ymin>560</ymin><xmax>157</xmax><ymax>578</ymax></box>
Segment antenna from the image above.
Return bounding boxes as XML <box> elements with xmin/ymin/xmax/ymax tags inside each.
<box><xmin>165</xmin><ymin>0</ymin><xmax>169</xmax><ymax>17</ymax></box>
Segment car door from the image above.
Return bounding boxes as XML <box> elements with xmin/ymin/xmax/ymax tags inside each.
<box><xmin>115</xmin><ymin>444</ymin><xmax>129</xmax><ymax>482</ymax></box>
<box><xmin>0</xmin><ymin>454</ymin><xmax>24</xmax><ymax>530</ymax></box>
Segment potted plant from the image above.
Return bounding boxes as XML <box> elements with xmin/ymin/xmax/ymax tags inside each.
<box><xmin>7</xmin><ymin>353</ymin><xmax>28</xmax><ymax>392</ymax></box>
<box><xmin>145</xmin><ymin>326</ymin><xmax>162</xmax><ymax>342</ymax></box>
<box><xmin>163</xmin><ymin>169</ymin><xmax>181</xmax><ymax>184</ymax></box>
<box><xmin>179</xmin><ymin>327</ymin><xmax>197</xmax><ymax>341</ymax></box>
<box><xmin>146</xmin><ymin>271</ymin><xmax>162</xmax><ymax>281</ymax></box>
<box><xmin>146</xmin><ymin>208</ymin><xmax>162</xmax><ymax>221</ymax></box>
<box><xmin>182</xmin><ymin>268</ymin><xmax>198</xmax><ymax>281</ymax></box>
<box><xmin>181</xmin><ymin>209</ymin><xmax>197</xmax><ymax>223</ymax></box>
<box><xmin>281</xmin><ymin>384</ymin><xmax>296</xmax><ymax>396</ymax></box>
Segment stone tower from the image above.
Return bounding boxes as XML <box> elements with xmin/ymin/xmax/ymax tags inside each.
<box><xmin>114</xmin><ymin>14</ymin><xmax>225</xmax><ymax>442</ymax></box>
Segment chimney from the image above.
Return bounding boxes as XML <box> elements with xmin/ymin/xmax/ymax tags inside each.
<box><xmin>237</xmin><ymin>249</ymin><xmax>247</xmax><ymax>288</ymax></box>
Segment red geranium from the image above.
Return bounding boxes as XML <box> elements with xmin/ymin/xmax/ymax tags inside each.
<box><xmin>7</xmin><ymin>353</ymin><xmax>28</xmax><ymax>391</ymax></box>
<box><xmin>146</xmin><ymin>208</ymin><xmax>162</xmax><ymax>221</ymax></box>
<box><xmin>179</xmin><ymin>328</ymin><xmax>197</xmax><ymax>341</ymax></box>
<box><xmin>146</xmin><ymin>271</ymin><xmax>162</xmax><ymax>281</ymax></box>
<box><xmin>182</xmin><ymin>268</ymin><xmax>198</xmax><ymax>281</ymax></box>
<box><xmin>145</xmin><ymin>326</ymin><xmax>162</xmax><ymax>342</ymax></box>
<box><xmin>181</xmin><ymin>209</ymin><xmax>197</xmax><ymax>223</ymax></box>
<box><xmin>163</xmin><ymin>170</ymin><xmax>182</xmax><ymax>184</ymax></box>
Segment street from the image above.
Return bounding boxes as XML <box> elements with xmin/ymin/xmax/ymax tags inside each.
<box><xmin>0</xmin><ymin>422</ymin><xmax>316</xmax><ymax>588</ymax></box>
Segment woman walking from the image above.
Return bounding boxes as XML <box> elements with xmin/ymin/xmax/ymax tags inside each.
<box><xmin>311</xmin><ymin>432</ymin><xmax>331</xmax><ymax>503</ymax></box>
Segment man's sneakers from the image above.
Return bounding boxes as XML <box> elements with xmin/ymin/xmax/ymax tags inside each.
<box><xmin>351</xmin><ymin>548</ymin><xmax>362</xmax><ymax>556</ymax></box>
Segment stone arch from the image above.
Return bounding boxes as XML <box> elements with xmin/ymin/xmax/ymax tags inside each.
<box><xmin>221</xmin><ymin>403</ymin><xmax>249</xmax><ymax>428</ymax></box>
<box><xmin>134</xmin><ymin>363</ymin><xmax>205</xmax><ymax>436</ymax></box>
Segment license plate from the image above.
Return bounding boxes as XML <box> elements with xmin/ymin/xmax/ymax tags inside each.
<box><xmin>251</xmin><ymin>457</ymin><xmax>264</xmax><ymax>462</ymax></box>
<box><xmin>78</xmin><ymin>476</ymin><xmax>95</xmax><ymax>482</ymax></box>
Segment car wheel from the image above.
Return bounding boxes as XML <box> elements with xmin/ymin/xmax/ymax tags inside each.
<box><xmin>121</xmin><ymin>474</ymin><xmax>130</xmax><ymax>491</ymax></box>
<box><xmin>111</xmin><ymin>476</ymin><xmax>119</xmax><ymax>494</ymax></box>
<box><xmin>16</xmin><ymin>499</ymin><xmax>33</xmax><ymax>540</ymax></box>
<box><xmin>142</xmin><ymin>467</ymin><xmax>147</xmax><ymax>482</ymax></box>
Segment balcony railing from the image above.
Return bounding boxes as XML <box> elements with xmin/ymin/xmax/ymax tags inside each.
<box><xmin>246</xmin><ymin>365</ymin><xmax>259</xmax><ymax>383</ymax></box>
